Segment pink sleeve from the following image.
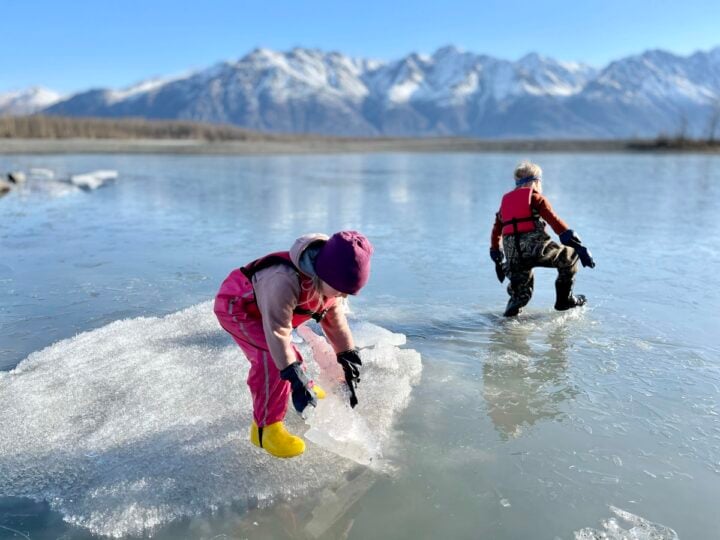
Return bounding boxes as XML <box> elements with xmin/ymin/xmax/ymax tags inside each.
<box><xmin>253</xmin><ymin>266</ymin><xmax>301</xmax><ymax>370</ymax></box>
<box><xmin>320</xmin><ymin>301</ymin><xmax>355</xmax><ymax>353</ymax></box>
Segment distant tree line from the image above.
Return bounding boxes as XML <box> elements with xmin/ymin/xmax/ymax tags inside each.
<box><xmin>627</xmin><ymin>103</ymin><xmax>720</xmax><ymax>151</ymax></box>
<box><xmin>1</xmin><ymin>114</ymin><xmax>718</xmax><ymax>152</ymax></box>
<box><xmin>0</xmin><ymin>115</ymin><xmax>293</xmax><ymax>141</ymax></box>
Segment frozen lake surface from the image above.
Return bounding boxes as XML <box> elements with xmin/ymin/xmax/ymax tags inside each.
<box><xmin>1</xmin><ymin>152</ymin><xmax>718</xmax><ymax>539</ymax></box>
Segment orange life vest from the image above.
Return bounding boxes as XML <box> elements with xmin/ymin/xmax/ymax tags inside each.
<box><xmin>499</xmin><ymin>187</ymin><xmax>541</xmax><ymax>236</ymax></box>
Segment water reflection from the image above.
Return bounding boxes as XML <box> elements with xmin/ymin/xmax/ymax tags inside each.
<box><xmin>483</xmin><ymin>322</ymin><xmax>578</xmax><ymax>440</ymax></box>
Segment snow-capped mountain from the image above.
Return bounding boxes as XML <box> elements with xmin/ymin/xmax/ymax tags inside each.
<box><xmin>566</xmin><ymin>48</ymin><xmax>720</xmax><ymax>137</ymax></box>
<box><xmin>0</xmin><ymin>87</ymin><xmax>62</xmax><ymax>115</ymax></box>
<box><xmin>33</xmin><ymin>46</ymin><xmax>720</xmax><ymax>138</ymax></box>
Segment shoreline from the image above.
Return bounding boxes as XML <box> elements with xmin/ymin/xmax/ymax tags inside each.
<box><xmin>0</xmin><ymin>137</ymin><xmax>712</xmax><ymax>155</ymax></box>
<box><xmin>1</xmin><ymin>137</ymin><xmax>719</xmax><ymax>155</ymax></box>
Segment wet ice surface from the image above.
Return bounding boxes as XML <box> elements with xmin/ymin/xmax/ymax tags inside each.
<box><xmin>0</xmin><ymin>302</ymin><xmax>420</xmax><ymax>537</ymax></box>
<box><xmin>356</xmin><ymin>301</ymin><xmax>718</xmax><ymax>539</ymax></box>
<box><xmin>1</xmin><ymin>153</ymin><xmax>719</xmax><ymax>538</ymax></box>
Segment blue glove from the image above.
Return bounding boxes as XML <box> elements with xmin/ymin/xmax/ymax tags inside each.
<box><xmin>489</xmin><ymin>249</ymin><xmax>506</xmax><ymax>283</ymax></box>
<box><xmin>337</xmin><ymin>349</ymin><xmax>362</xmax><ymax>408</ymax></box>
<box><xmin>280</xmin><ymin>362</ymin><xmax>318</xmax><ymax>413</ymax></box>
<box><xmin>559</xmin><ymin>230</ymin><xmax>595</xmax><ymax>268</ymax></box>
<box><xmin>559</xmin><ymin>229</ymin><xmax>578</xmax><ymax>246</ymax></box>
<box><xmin>489</xmin><ymin>249</ymin><xmax>504</xmax><ymax>264</ymax></box>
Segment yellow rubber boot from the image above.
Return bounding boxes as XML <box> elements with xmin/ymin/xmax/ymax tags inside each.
<box><xmin>250</xmin><ymin>421</ymin><xmax>305</xmax><ymax>458</ymax></box>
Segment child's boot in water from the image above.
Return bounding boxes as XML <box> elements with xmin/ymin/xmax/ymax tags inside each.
<box><xmin>504</xmin><ymin>297</ymin><xmax>525</xmax><ymax>317</ymax></box>
<box><xmin>250</xmin><ymin>421</ymin><xmax>305</xmax><ymax>458</ymax></box>
<box><xmin>554</xmin><ymin>280</ymin><xmax>587</xmax><ymax>311</ymax></box>
<box><xmin>504</xmin><ymin>274</ymin><xmax>533</xmax><ymax>317</ymax></box>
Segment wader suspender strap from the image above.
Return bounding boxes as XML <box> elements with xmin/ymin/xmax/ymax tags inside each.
<box><xmin>512</xmin><ymin>218</ymin><xmax>523</xmax><ymax>259</ymax></box>
<box><xmin>240</xmin><ymin>256</ymin><xmax>329</xmax><ymax>322</ymax></box>
<box><xmin>293</xmin><ymin>306</ymin><xmax>330</xmax><ymax>323</ymax></box>
<box><xmin>501</xmin><ymin>215</ymin><xmax>539</xmax><ymax>231</ymax></box>
<box><xmin>258</xmin><ymin>426</ymin><xmax>264</xmax><ymax>447</ymax></box>
<box><xmin>240</xmin><ymin>255</ymin><xmax>296</xmax><ymax>280</ymax></box>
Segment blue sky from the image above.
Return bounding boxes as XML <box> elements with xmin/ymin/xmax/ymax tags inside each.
<box><xmin>2</xmin><ymin>0</ymin><xmax>719</xmax><ymax>94</ymax></box>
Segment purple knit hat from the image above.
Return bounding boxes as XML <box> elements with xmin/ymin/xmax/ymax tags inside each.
<box><xmin>315</xmin><ymin>231</ymin><xmax>374</xmax><ymax>295</ymax></box>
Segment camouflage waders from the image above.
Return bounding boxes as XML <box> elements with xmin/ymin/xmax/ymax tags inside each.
<box><xmin>502</xmin><ymin>225</ymin><xmax>580</xmax><ymax>316</ymax></box>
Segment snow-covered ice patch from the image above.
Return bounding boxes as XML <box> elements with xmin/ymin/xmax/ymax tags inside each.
<box><xmin>575</xmin><ymin>506</ymin><xmax>679</xmax><ymax>539</ymax></box>
<box><xmin>70</xmin><ymin>169</ymin><xmax>118</xmax><ymax>190</ymax></box>
<box><xmin>0</xmin><ymin>301</ymin><xmax>421</xmax><ymax>537</ymax></box>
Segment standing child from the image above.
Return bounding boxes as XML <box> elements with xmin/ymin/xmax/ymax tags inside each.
<box><xmin>490</xmin><ymin>161</ymin><xmax>595</xmax><ymax>317</ymax></box>
<box><xmin>214</xmin><ymin>231</ymin><xmax>373</xmax><ymax>458</ymax></box>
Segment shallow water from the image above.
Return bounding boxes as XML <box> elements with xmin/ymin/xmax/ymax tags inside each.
<box><xmin>1</xmin><ymin>152</ymin><xmax>719</xmax><ymax>539</ymax></box>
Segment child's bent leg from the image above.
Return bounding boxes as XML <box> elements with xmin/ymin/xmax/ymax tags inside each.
<box><xmin>536</xmin><ymin>240</ymin><xmax>586</xmax><ymax>310</ymax></box>
<box><xmin>504</xmin><ymin>267</ymin><xmax>534</xmax><ymax>316</ymax></box>
<box><xmin>244</xmin><ymin>346</ymin><xmax>292</xmax><ymax>427</ymax></box>
<box><xmin>215</xmin><ymin>314</ymin><xmax>291</xmax><ymax>427</ymax></box>
<box><xmin>535</xmin><ymin>238</ymin><xmax>578</xmax><ymax>279</ymax></box>
<box><xmin>534</xmin><ymin>239</ymin><xmax>579</xmax><ymax>283</ymax></box>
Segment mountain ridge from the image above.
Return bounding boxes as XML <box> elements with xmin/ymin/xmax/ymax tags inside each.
<box><xmin>5</xmin><ymin>45</ymin><xmax>720</xmax><ymax>138</ymax></box>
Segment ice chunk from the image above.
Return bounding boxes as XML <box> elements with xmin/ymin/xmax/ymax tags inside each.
<box><xmin>69</xmin><ymin>169</ymin><xmax>118</xmax><ymax>190</ymax></box>
<box><xmin>350</xmin><ymin>319</ymin><xmax>407</xmax><ymax>348</ymax></box>
<box><xmin>574</xmin><ymin>506</ymin><xmax>679</xmax><ymax>539</ymax></box>
<box><xmin>297</xmin><ymin>323</ymin><xmax>421</xmax><ymax>466</ymax></box>
<box><xmin>0</xmin><ymin>301</ymin><xmax>421</xmax><ymax>537</ymax></box>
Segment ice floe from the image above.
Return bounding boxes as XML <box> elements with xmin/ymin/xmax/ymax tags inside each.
<box><xmin>0</xmin><ymin>301</ymin><xmax>421</xmax><ymax>537</ymax></box>
<box><xmin>69</xmin><ymin>169</ymin><xmax>118</xmax><ymax>190</ymax></box>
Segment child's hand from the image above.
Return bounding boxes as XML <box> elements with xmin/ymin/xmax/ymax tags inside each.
<box><xmin>489</xmin><ymin>249</ymin><xmax>506</xmax><ymax>282</ymax></box>
<box><xmin>560</xmin><ymin>230</ymin><xmax>595</xmax><ymax>268</ymax></box>
<box><xmin>280</xmin><ymin>362</ymin><xmax>318</xmax><ymax>413</ymax></box>
<box><xmin>576</xmin><ymin>245</ymin><xmax>595</xmax><ymax>268</ymax></box>
<box><xmin>337</xmin><ymin>349</ymin><xmax>362</xmax><ymax>408</ymax></box>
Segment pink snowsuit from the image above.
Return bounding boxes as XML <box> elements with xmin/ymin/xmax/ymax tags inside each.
<box><xmin>214</xmin><ymin>234</ymin><xmax>355</xmax><ymax>427</ymax></box>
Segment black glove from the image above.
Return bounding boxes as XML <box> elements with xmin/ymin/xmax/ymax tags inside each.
<box><xmin>336</xmin><ymin>349</ymin><xmax>362</xmax><ymax>408</ymax></box>
<box><xmin>280</xmin><ymin>362</ymin><xmax>318</xmax><ymax>414</ymax></box>
<box><xmin>489</xmin><ymin>249</ymin><xmax>506</xmax><ymax>283</ymax></box>
<box><xmin>559</xmin><ymin>229</ymin><xmax>595</xmax><ymax>268</ymax></box>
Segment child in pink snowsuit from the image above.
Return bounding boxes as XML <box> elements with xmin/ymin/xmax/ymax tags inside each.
<box><xmin>214</xmin><ymin>231</ymin><xmax>373</xmax><ymax>458</ymax></box>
